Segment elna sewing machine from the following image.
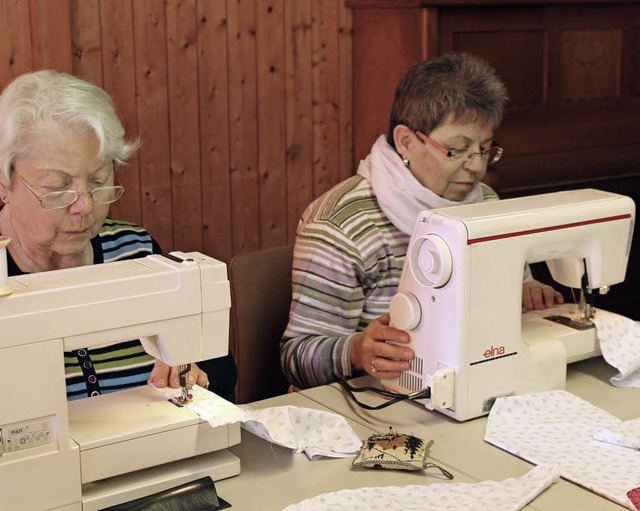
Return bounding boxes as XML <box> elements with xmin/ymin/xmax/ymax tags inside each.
<box><xmin>0</xmin><ymin>243</ymin><xmax>239</xmax><ymax>510</ymax></box>
<box><xmin>384</xmin><ymin>188</ymin><xmax>635</xmax><ymax>422</ymax></box>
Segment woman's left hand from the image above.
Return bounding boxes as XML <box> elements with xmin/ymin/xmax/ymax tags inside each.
<box><xmin>148</xmin><ymin>361</ymin><xmax>210</xmax><ymax>389</ymax></box>
<box><xmin>522</xmin><ymin>280</ymin><xmax>564</xmax><ymax>311</ymax></box>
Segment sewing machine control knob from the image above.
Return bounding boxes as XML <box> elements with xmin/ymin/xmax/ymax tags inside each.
<box><xmin>411</xmin><ymin>235</ymin><xmax>452</xmax><ymax>288</ymax></box>
<box><xmin>389</xmin><ymin>292</ymin><xmax>421</xmax><ymax>331</ymax></box>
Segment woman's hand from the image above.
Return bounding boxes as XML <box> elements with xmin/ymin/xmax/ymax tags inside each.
<box><xmin>350</xmin><ymin>313</ymin><xmax>415</xmax><ymax>379</ymax></box>
<box><xmin>148</xmin><ymin>361</ymin><xmax>210</xmax><ymax>389</ymax></box>
<box><xmin>522</xmin><ymin>280</ymin><xmax>564</xmax><ymax>311</ymax></box>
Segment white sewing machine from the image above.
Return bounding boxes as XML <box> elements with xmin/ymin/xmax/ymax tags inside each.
<box><xmin>0</xmin><ymin>247</ymin><xmax>240</xmax><ymax>511</ymax></box>
<box><xmin>384</xmin><ymin>188</ymin><xmax>635</xmax><ymax>422</ymax></box>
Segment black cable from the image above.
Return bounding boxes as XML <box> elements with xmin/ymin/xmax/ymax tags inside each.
<box><xmin>338</xmin><ymin>377</ymin><xmax>431</xmax><ymax>411</ymax></box>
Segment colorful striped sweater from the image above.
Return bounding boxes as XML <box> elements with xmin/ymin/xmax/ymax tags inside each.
<box><xmin>281</xmin><ymin>175</ymin><xmax>498</xmax><ymax>389</ymax></box>
<box><xmin>8</xmin><ymin>218</ymin><xmax>161</xmax><ymax>400</ymax></box>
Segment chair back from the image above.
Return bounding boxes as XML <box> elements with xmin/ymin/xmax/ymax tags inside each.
<box><xmin>228</xmin><ymin>245</ymin><xmax>293</xmax><ymax>403</ymax></box>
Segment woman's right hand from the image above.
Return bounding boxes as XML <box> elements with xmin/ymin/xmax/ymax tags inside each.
<box><xmin>350</xmin><ymin>313</ymin><xmax>414</xmax><ymax>379</ymax></box>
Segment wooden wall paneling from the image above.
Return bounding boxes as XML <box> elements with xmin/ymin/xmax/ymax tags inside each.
<box><xmin>559</xmin><ymin>28</ymin><xmax>621</xmax><ymax>101</ymax></box>
<box><xmin>337</xmin><ymin>0</ymin><xmax>353</xmax><ymax>182</ymax></box>
<box><xmin>227</xmin><ymin>0</ymin><xmax>260</xmax><ymax>254</ymax></box>
<box><xmin>311</xmin><ymin>0</ymin><xmax>340</xmax><ymax>197</ymax></box>
<box><xmin>166</xmin><ymin>0</ymin><xmax>203</xmax><ymax>251</ymax></box>
<box><xmin>1</xmin><ymin>0</ymin><xmax>354</xmax><ymax>259</ymax></box>
<box><xmin>434</xmin><ymin>4</ymin><xmax>640</xmax><ymax>193</ymax></box>
<box><xmin>99</xmin><ymin>0</ymin><xmax>142</xmax><ymax>227</ymax></box>
<box><xmin>132</xmin><ymin>0</ymin><xmax>174</xmax><ymax>253</ymax></box>
<box><xmin>462</xmin><ymin>33</ymin><xmax>546</xmax><ymax>108</ymax></box>
<box><xmin>70</xmin><ymin>0</ymin><xmax>103</xmax><ymax>84</ymax></box>
<box><xmin>620</xmin><ymin>23</ymin><xmax>633</xmax><ymax>97</ymax></box>
<box><xmin>545</xmin><ymin>11</ymin><xmax>631</xmax><ymax>97</ymax></box>
<box><xmin>438</xmin><ymin>7</ymin><xmax>547</xmax><ymax>105</ymax></box>
<box><xmin>456</xmin><ymin>31</ymin><xmax>545</xmax><ymax>105</ymax></box>
<box><xmin>256</xmin><ymin>0</ymin><xmax>288</xmax><ymax>248</ymax></box>
<box><xmin>198</xmin><ymin>1</ymin><xmax>233</xmax><ymax>263</ymax></box>
<box><xmin>351</xmin><ymin>6</ymin><xmax>424</xmax><ymax>164</ymax></box>
<box><xmin>495</xmin><ymin>101</ymin><xmax>640</xmax><ymax>157</ymax></box>
<box><xmin>632</xmin><ymin>26</ymin><xmax>640</xmax><ymax>96</ymax></box>
<box><xmin>346</xmin><ymin>0</ymin><xmax>421</xmax><ymax>6</ymax></box>
<box><xmin>545</xmin><ymin>24</ymin><xmax>561</xmax><ymax>104</ymax></box>
<box><xmin>423</xmin><ymin>7</ymin><xmax>439</xmax><ymax>58</ymax></box>
<box><xmin>31</xmin><ymin>0</ymin><xmax>73</xmax><ymax>72</ymax></box>
<box><xmin>0</xmin><ymin>0</ymin><xmax>33</xmax><ymax>88</ymax></box>
<box><xmin>284</xmin><ymin>0</ymin><xmax>314</xmax><ymax>240</ymax></box>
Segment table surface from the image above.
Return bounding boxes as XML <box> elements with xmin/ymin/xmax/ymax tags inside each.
<box><xmin>215</xmin><ymin>357</ymin><xmax>639</xmax><ymax>510</ymax></box>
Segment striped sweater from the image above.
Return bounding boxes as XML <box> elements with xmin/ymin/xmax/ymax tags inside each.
<box><xmin>281</xmin><ymin>175</ymin><xmax>498</xmax><ymax>389</ymax></box>
<box><xmin>8</xmin><ymin>218</ymin><xmax>161</xmax><ymax>400</ymax></box>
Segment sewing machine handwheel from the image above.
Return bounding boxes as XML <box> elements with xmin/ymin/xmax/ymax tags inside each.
<box><xmin>410</xmin><ymin>234</ymin><xmax>452</xmax><ymax>288</ymax></box>
<box><xmin>389</xmin><ymin>292</ymin><xmax>421</xmax><ymax>330</ymax></box>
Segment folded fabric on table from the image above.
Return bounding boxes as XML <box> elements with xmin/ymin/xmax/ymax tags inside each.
<box><xmin>594</xmin><ymin>417</ymin><xmax>640</xmax><ymax>450</ymax></box>
<box><xmin>240</xmin><ymin>405</ymin><xmax>362</xmax><ymax>459</ymax></box>
<box><xmin>594</xmin><ymin>309</ymin><xmax>640</xmax><ymax>388</ymax></box>
<box><xmin>281</xmin><ymin>464</ymin><xmax>559</xmax><ymax>511</ymax></box>
<box><xmin>485</xmin><ymin>390</ymin><xmax>640</xmax><ymax>510</ymax></box>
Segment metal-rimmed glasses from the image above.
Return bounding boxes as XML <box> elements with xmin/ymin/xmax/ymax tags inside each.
<box><xmin>13</xmin><ymin>172</ymin><xmax>125</xmax><ymax>209</ymax></box>
<box><xmin>414</xmin><ymin>130</ymin><xmax>504</xmax><ymax>165</ymax></box>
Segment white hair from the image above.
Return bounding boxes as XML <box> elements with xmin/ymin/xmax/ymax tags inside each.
<box><xmin>0</xmin><ymin>70</ymin><xmax>140</xmax><ymax>184</ymax></box>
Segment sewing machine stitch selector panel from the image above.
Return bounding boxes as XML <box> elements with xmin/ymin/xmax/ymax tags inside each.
<box><xmin>0</xmin><ymin>416</ymin><xmax>55</xmax><ymax>454</ymax></box>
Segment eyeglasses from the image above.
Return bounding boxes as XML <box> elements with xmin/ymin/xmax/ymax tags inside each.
<box><xmin>13</xmin><ymin>172</ymin><xmax>125</xmax><ymax>209</ymax></box>
<box><xmin>414</xmin><ymin>130</ymin><xmax>504</xmax><ymax>165</ymax></box>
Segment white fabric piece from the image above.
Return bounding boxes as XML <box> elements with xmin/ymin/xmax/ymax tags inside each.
<box><xmin>156</xmin><ymin>385</ymin><xmax>361</xmax><ymax>460</ymax></box>
<box><xmin>240</xmin><ymin>405</ymin><xmax>362</xmax><ymax>459</ymax></box>
<box><xmin>594</xmin><ymin>310</ymin><xmax>640</xmax><ymax>387</ymax></box>
<box><xmin>594</xmin><ymin>417</ymin><xmax>640</xmax><ymax>450</ymax></box>
<box><xmin>154</xmin><ymin>383</ymin><xmax>250</xmax><ymax>425</ymax></box>
<box><xmin>485</xmin><ymin>390</ymin><xmax>640</xmax><ymax>510</ymax></box>
<box><xmin>282</xmin><ymin>463</ymin><xmax>559</xmax><ymax>511</ymax></box>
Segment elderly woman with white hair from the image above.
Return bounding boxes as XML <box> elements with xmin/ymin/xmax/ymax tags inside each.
<box><xmin>0</xmin><ymin>70</ymin><xmax>237</xmax><ymax>400</ymax></box>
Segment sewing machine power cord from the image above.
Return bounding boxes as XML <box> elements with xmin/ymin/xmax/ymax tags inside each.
<box><xmin>338</xmin><ymin>377</ymin><xmax>432</xmax><ymax>410</ymax></box>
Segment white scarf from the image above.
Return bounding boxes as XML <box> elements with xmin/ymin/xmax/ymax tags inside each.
<box><xmin>356</xmin><ymin>135</ymin><xmax>485</xmax><ymax>235</ymax></box>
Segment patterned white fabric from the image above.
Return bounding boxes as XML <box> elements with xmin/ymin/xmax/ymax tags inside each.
<box><xmin>240</xmin><ymin>405</ymin><xmax>362</xmax><ymax>459</ymax></box>
<box><xmin>282</xmin><ymin>464</ymin><xmax>559</xmax><ymax>511</ymax></box>
<box><xmin>485</xmin><ymin>390</ymin><xmax>640</xmax><ymax>509</ymax></box>
<box><xmin>157</xmin><ymin>385</ymin><xmax>361</xmax><ymax>459</ymax></box>
<box><xmin>594</xmin><ymin>417</ymin><xmax>640</xmax><ymax>450</ymax></box>
<box><xmin>594</xmin><ymin>310</ymin><xmax>640</xmax><ymax>387</ymax></box>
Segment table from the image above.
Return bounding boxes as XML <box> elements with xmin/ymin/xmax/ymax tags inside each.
<box><xmin>216</xmin><ymin>357</ymin><xmax>637</xmax><ymax>510</ymax></box>
<box><xmin>299</xmin><ymin>357</ymin><xmax>639</xmax><ymax>511</ymax></box>
<box><xmin>215</xmin><ymin>392</ymin><xmax>476</xmax><ymax>510</ymax></box>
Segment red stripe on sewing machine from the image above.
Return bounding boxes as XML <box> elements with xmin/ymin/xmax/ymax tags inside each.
<box><xmin>468</xmin><ymin>214</ymin><xmax>632</xmax><ymax>245</ymax></box>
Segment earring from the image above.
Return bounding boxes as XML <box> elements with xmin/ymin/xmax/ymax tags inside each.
<box><xmin>402</xmin><ymin>158</ymin><xmax>410</xmax><ymax>169</ymax></box>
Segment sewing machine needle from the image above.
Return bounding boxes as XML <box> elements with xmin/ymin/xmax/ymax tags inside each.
<box><xmin>177</xmin><ymin>363</ymin><xmax>192</xmax><ymax>403</ymax></box>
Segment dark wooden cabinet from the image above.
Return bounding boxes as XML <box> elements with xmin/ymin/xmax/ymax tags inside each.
<box><xmin>348</xmin><ymin>0</ymin><xmax>640</xmax><ymax>318</ymax></box>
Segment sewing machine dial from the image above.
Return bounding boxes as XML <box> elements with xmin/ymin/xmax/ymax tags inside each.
<box><xmin>389</xmin><ymin>292</ymin><xmax>422</xmax><ymax>330</ymax></box>
<box><xmin>409</xmin><ymin>234</ymin><xmax>452</xmax><ymax>288</ymax></box>
<box><xmin>390</xmin><ymin>235</ymin><xmax>453</xmax><ymax>331</ymax></box>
